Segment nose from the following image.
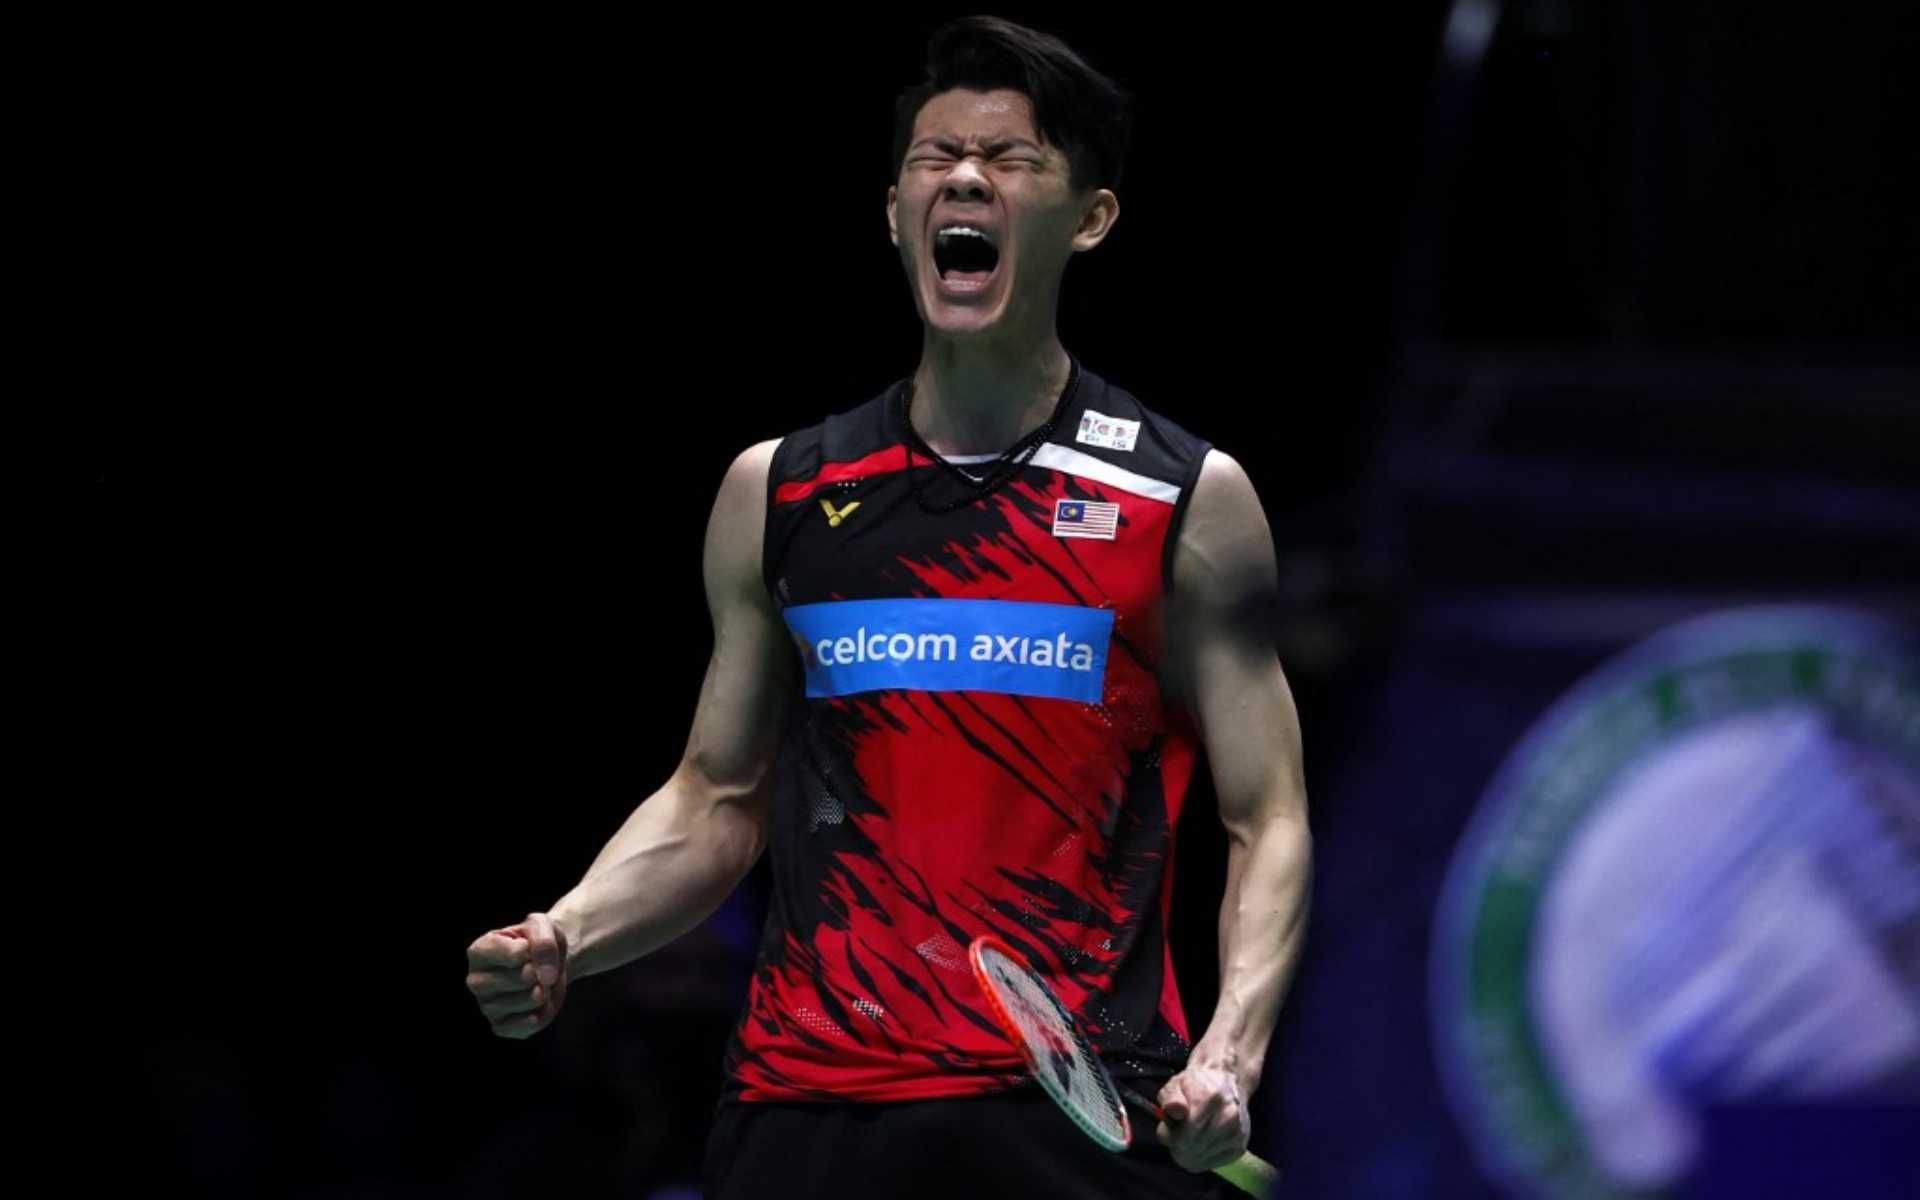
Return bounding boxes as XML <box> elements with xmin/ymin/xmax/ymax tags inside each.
<box><xmin>941</xmin><ymin>157</ymin><xmax>992</xmax><ymax>202</ymax></box>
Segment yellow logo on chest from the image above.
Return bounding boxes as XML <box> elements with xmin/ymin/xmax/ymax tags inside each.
<box><xmin>820</xmin><ymin>498</ymin><xmax>862</xmax><ymax>527</ymax></box>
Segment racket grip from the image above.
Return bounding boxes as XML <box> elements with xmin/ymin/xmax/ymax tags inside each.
<box><xmin>1215</xmin><ymin>1150</ymin><xmax>1279</xmax><ymax>1197</ymax></box>
<box><xmin>1120</xmin><ymin>1085</ymin><xmax>1279</xmax><ymax>1196</ymax></box>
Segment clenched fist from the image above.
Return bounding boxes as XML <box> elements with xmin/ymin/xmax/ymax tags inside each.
<box><xmin>1155</xmin><ymin>1062</ymin><xmax>1252</xmax><ymax>1172</ymax></box>
<box><xmin>466</xmin><ymin>912</ymin><xmax>571</xmax><ymax>1039</ymax></box>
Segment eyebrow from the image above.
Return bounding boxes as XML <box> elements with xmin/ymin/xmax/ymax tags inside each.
<box><xmin>909</xmin><ymin>135</ymin><xmax>1044</xmax><ymax>153</ymax></box>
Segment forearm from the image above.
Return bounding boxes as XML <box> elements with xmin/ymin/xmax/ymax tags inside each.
<box><xmin>548</xmin><ymin>771</ymin><xmax>765</xmax><ymax>981</ymax></box>
<box><xmin>1190</xmin><ymin>811</ymin><xmax>1312</xmax><ymax>1097</ymax></box>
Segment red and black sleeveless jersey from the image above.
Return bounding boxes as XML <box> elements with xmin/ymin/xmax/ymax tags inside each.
<box><xmin>721</xmin><ymin>357</ymin><xmax>1214</xmax><ymax>1103</ymax></box>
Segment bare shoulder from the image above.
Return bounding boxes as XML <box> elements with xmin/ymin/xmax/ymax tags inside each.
<box><xmin>718</xmin><ymin>438</ymin><xmax>783</xmax><ymax>500</ymax></box>
<box><xmin>736</xmin><ymin>437</ymin><xmax>783</xmax><ymax>474</ymax></box>
<box><xmin>708</xmin><ymin>439</ymin><xmax>784</xmax><ymax>529</ymax></box>
<box><xmin>1173</xmin><ymin>449</ymin><xmax>1277</xmax><ymax>597</ymax></box>
<box><xmin>704</xmin><ymin>438</ymin><xmax>785</xmax><ymax>605</ymax></box>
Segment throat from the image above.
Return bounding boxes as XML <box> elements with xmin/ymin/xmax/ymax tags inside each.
<box><xmin>906</xmin><ymin>358</ymin><xmax>1078</xmax><ymax>458</ymax></box>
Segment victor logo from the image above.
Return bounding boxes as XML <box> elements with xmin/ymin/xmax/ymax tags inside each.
<box><xmin>820</xmin><ymin>498</ymin><xmax>862</xmax><ymax>527</ymax></box>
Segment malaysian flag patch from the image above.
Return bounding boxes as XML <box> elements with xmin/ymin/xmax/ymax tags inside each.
<box><xmin>1051</xmin><ymin>497</ymin><xmax>1120</xmax><ymax>540</ymax></box>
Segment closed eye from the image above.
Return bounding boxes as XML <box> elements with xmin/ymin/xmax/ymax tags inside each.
<box><xmin>912</xmin><ymin>139</ymin><xmax>1044</xmax><ymax>166</ymax></box>
<box><xmin>910</xmin><ymin>155</ymin><xmax>1039</xmax><ymax>171</ymax></box>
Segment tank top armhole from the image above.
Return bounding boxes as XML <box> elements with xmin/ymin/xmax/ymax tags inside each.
<box><xmin>1160</xmin><ymin>440</ymin><xmax>1213</xmax><ymax>601</ymax></box>
<box><xmin>760</xmin><ymin>437</ymin><xmax>791</xmax><ymax>608</ymax></box>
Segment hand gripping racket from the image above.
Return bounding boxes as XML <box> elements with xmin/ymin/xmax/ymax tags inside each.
<box><xmin>968</xmin><ymin>935</ymin><xmax>1279</xmax><ymax>1197</ymax></box>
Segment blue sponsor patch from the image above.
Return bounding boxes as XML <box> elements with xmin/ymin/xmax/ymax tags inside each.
<box><xmin>782</xmin><ymin>598</ymin><xmax>1114</xmax><ymax>703</ymax></box>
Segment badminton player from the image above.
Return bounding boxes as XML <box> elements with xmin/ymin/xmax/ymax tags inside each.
<box><xmin>465</xmin><ymin>16</ymin><xmax>1311</xmax><ymax>1197</ymax></box>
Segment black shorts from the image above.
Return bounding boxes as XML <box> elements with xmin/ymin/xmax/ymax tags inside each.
<box><xmin>702</xmin><ymin>1086</ymin><xmax>1239</xmax><ymax>1200</ymax></box>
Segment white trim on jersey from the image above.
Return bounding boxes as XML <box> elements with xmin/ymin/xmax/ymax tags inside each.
<box><xmin>1028</xmin><ymin>443</ymin><xmax>1182</xmax><ymax>505</ymax></box>
<box><xmin>926</xmin><ymin>441</ymin><xmax>1183</xmax><ymax>504</ymax></box>
<box><xmin>933</xmin><ymin>452</ymin><xmax>1005</xmax><ymax>464</ymax></box>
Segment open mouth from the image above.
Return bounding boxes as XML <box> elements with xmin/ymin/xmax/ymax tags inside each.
<box><xmin>932</xmin><ymin>224</ymin><xmax>1001</xmax><ymax>293</ymax></box>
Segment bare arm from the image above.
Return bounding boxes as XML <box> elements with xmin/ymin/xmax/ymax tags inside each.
<box><xmin>548</xmin><ymin>438</ymin><xmax>795</xmax><ymax>981</ymax></box>
<box><xmin>1166</xmin><ymin>449</ymin><xmax>1313</xmax><ymax>1105</ymax></box>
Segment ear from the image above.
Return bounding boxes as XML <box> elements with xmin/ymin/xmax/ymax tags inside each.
<box><xmin>886</xmin><ymin>185</ymin><xmax>899</xmax><ymax>247</ymax></box>
<box><xmin>1070</xmin><ymin>189</ymin><xmax>1120</xmax><ymax>253</ymax></box>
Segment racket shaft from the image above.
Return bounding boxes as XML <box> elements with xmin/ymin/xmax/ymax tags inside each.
<box><xmin>1118</xmin><ymin>1084</ymin><xmax>1164</xmax><ymax>1121</ymax></box>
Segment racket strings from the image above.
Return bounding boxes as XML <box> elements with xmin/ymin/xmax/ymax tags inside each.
<box><xmin>979</xmin><ymin>950</ymin><xmax>1131</xmax><ymax>1149</ymax></box>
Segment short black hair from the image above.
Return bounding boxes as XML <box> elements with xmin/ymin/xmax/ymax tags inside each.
<box><xmin>890</xmin><ymin>15</ymin><xmax>1134</xmax><ymax>194</ymax></box>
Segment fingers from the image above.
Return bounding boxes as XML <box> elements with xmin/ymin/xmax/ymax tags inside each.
<box><xmin>490</xmin><ymin>1004</ymin><xmax>551</xmax><ymax>1040</ymax></box>
<box><xmin>1155</xmin><ymin>1075</ymin><xmax>1192</xmax><ymax>1152</ymax></box>
<box><xmin>1154</xmin><ymin>1070</ymin><xmax>1250</xmax><ymax>1172</ymax></box>
<box><xmin>472</xmin><ymin>979</ymin><xmax>550</xmax><ymax>1033</ymax></box>
<box><xmin>466</xmin><ymin>961</ymin><xmax>540</xmax><ymax>997</ymax></box>
<box><xmin>1157</xmin><ymin>1115</ymin><xmax>1247</xmax><ymax>1172</ymax></box>
<box><xmin>464</xmin><ymin>960</ymin><xmax>543</xmax><ymax>1010</ymax></box>
<box><xmin>1156</xmin><ymin>1074</ymin><xmax>1194</xmax><ymax>1123</ymax></box>
<box><xmin>467</xmin><ymin>929</ymin><xmax>532</xmax><ymax>969</ymax></box>
<box><xmin>478</xmin><ymin>983</ymin><xmax>545</xmax><ymax>1018</ymax></box>
<box><xmin>524</xmin><ymin>912</ymin><xmax>564</xmax><ymax>987</ymax></box>
<box><xmin>466</xmin><ymin>920</ymin><xmax>563</xmax><ymax>1039</ymax></box>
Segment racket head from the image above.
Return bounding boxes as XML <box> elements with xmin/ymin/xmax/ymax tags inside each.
<box><xmin>967</xmin><ymin>934</ymin><xmax>1133</xmax><ymax>1152</ymax></box>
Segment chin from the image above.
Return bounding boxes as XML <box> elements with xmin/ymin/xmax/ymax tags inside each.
<box><xmin>925</xmin><ymin>306</ymin><xmax>1005</xmax><ymax>338</ymax></box>
<box><xmin>920</xmin><ymin>275</ymin><xmax>1015</xmax><ymax>338</ymax></box>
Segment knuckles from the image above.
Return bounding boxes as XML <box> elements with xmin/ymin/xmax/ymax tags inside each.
<box><xmin>463</xmin><ymin>964</ymin><xmax>540</xmax><ymax>994</ymax></box>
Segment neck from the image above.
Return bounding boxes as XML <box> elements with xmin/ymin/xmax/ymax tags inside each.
<box><xmin>908</xmin><ymin>325</ymin><xmax>1072</xmax><ymax>456</ymax></box>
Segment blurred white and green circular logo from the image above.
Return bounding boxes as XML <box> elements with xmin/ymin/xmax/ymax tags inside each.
<box><xmin>1433</xmin><ymin>606</ymin><xmax>1920</xmax><ymax>1198</ymax></box>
